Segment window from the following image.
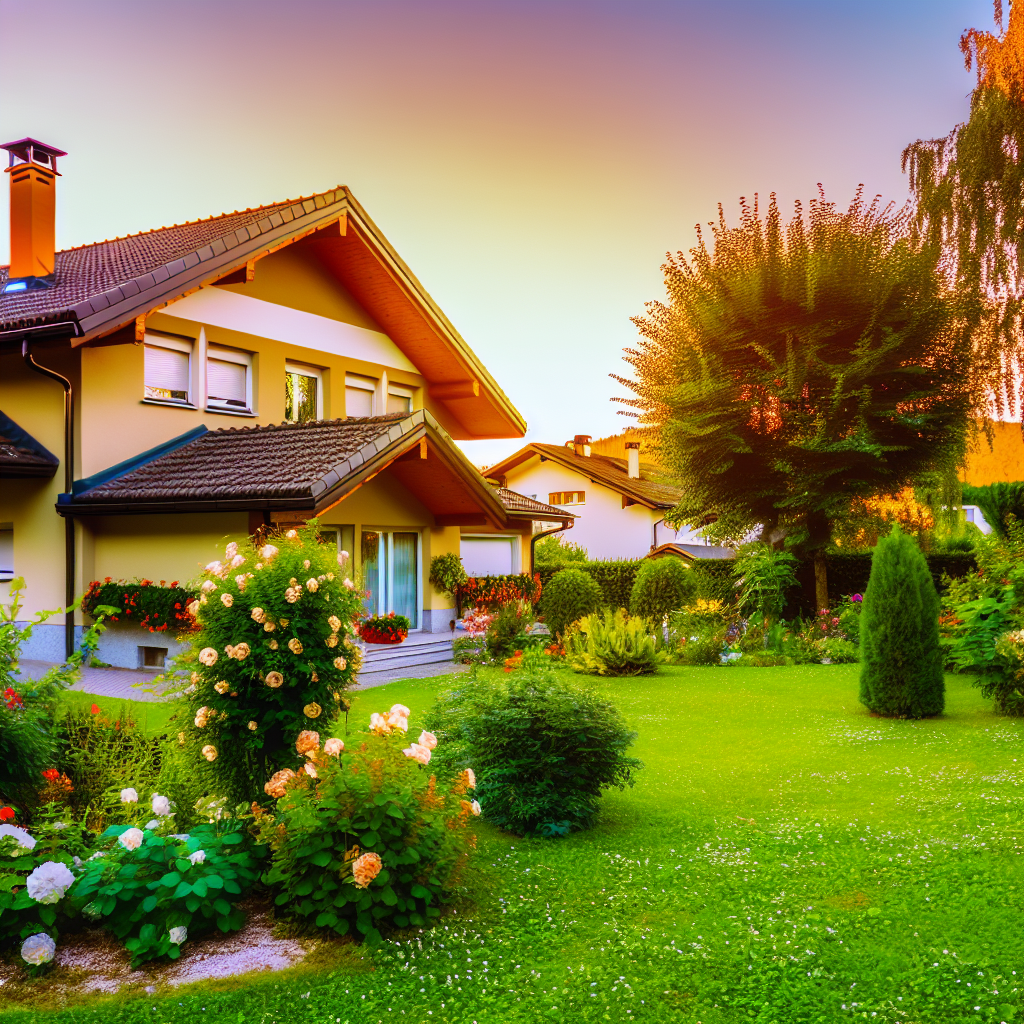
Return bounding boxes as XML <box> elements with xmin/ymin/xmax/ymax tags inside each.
<box><xmin>285</xmin><ymin>362</ymin><xmax>322</xmax><ymax>423</ymax></box>
<box><xmin>0</xmin><ymin>523</ymin><xmax>12</xmax><ymax>581</ymax></box>
<box><xmin>386</xmin><ymin>384</ymin><xmax>413</xmax><ymax>416</ymax></box>
<box><xmin>549</xmin><ymin>491</ymin><xmax>585</xmax><ymax>506</ymax></box>
<box><xmin>144</xmin><ymin>333</ymin><xmax>192</xmax><ymax>404</ymax></box>
<box><xmin>345</xmin><ymin>374</ymin><xmax>376</xmax><ymax>417</ymax></box>
<box><xmin>318</xmin><ymin>524</ymin><xmax>355</xmax><ymax>559</ymax></box>
<box><xmin>207</xmin><ymin>344</ymin><xmax>252</xmax><ymax>413</ymax></box>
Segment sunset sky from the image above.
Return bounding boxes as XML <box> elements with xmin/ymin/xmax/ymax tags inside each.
<box><xmin>0</xmin><ymin>0</ymin><xmax>991</xmax><ymax>463</ymax></box>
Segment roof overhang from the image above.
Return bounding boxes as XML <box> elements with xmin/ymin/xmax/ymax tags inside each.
<box><xmin>0</xmin><ymin>409</ymin><xmax>60</xmax><ymax>478</ymax></box>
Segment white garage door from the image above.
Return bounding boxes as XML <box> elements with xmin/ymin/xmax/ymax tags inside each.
<box><xmin>461</xmin><ymin>537</ymin><xmax>514</xmax><ymax>577</ymax></box>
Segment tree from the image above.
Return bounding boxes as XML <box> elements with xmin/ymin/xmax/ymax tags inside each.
<box><xmin>616</xmin><ymin>190</ymin><xmax>975</xmax><ymax>609</ymax></box>
<box><xmin>903</xmin><ymin>0</ymin><xmax>1024</xmax><ymax>420</ymax></box>
<box><xmin>859</xmin><ymin>526</ymin><xmax>944</xmax><ymax>719</ymax></box>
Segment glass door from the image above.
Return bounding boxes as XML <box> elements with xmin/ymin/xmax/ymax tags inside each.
<box><xmin>360</xmin><ymin>530</ymin><xmax>419</xmax><ymax>627</ymax></box>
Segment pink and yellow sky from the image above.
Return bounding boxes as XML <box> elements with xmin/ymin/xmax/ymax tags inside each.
<box><xmin>0</xmin><ymin>0</ymin><xmax>990</xmax><ymax>462</ymax></box>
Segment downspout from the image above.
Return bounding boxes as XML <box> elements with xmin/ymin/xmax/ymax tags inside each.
<box><xmin>529</xmin><ymin>519</ymin><xmax>574</xmax><ymax>576</ymax></box>
<box><xmin>22</xmin><ymin>339</ymin><xmax>76</xmax><ymax>660</ymax></box>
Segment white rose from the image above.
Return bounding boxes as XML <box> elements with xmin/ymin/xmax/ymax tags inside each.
<box><xmin>118</xmin><ymin>828</ymin><xmax>145</xmax><ymax>851</ymax></box>
<box><xmin>26</xmin><ymin>861</ymin><xmax>75</xmax><ymax>904</ymax></box>
<box><xmin>20</xmin><ymin>932</ymin><xmax>56</xmax><ymax>966</ymax></box>
<box><xmin>199</xmin><ymin>647</ymin><xmax>218</xmax><ymax>667</ymax></box>
<box><xmin>225</xmin><ymin>542</ymin><xmax>239</xmax><ymax>559</ymax></box>
<box><xmin>188</xmin><ymin>850</ymin><xmax>206</xmax><ymax>866</ymax></box>
<box><xmin>200</xmin><ymin>580</ymin><xmax>217</xmax><ymax>594</ymax></box>
<box><xmin>168</xmin><ymin>926</ymin><xmax>188</xmax><ymax>945</ymax></box>
<box><xmin>120</xmin><ymin>787</ymin><xmax>139</xmax><ymax>804</ymax></box>
<box><xmin>151</xmin><ymin>794</ymin><xmax>172</xmax><ymax>817</ymax></box>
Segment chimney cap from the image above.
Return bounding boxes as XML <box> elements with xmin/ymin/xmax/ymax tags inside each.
<box><xmin>1</xmin><ymin>138</ymin><xmax>66</xmax><ymax>172</ymax></box>
<box><xmin>573</xmin><ymin>434</ymin><xmax>592</xmax><ymax>445</ymax></box>
<box><xmin>624</xmin><ymin>441</ymin><xmax>641</xmax><ymax>450</ymax></box>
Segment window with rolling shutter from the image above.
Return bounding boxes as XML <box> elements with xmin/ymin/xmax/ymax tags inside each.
<box><xmin>207</xmin><ymin>345</ymin><xmax>252</xmax><ymax>412</ymax></box>
<box><xmin>345</xmin><ymin>373</ymin><xmax>376</xmax><ymax>417</ymax></box>
<box><xmin>144</xmin><ymin>337</ymin><xmax>191</xmax><ymax>403</ymax></box>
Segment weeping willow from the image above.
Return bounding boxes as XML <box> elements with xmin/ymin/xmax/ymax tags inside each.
<box><xmin>615</xmin><ymin>190</ymin><xmax>977</xmax><ymax>609</ymax></box>
<box><xmin>903</xmin><ymin>0</ymin><xmax>1024</xmax><ymax>419</ymax></box>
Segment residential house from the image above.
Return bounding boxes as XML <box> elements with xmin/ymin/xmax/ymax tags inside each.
<box><xmin>0</xmin><ymin>138</ymin><xmax>572</xmax><ymax>666</ymax></box>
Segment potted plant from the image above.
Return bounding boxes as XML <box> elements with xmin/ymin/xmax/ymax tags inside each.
<box><xmin>359</xmin><ymin>612</ymin><xmax>411</xmax><ymax>645</ymax></box>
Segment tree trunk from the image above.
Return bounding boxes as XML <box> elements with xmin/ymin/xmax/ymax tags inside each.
<box><xmin>813</xmin><ymin>550</ymin><xmax>829</xmax><ymax>611</ymax></box>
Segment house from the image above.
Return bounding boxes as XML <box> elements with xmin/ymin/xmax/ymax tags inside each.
<box><xmin>0</xmin><ymin>138</ymin><xmax>572</xmax><ymax>666</ymax></box>
<box><xmin>483</xmin><ymin>432</ymin><xmax>733</xmax><ymax>562</ymax></box>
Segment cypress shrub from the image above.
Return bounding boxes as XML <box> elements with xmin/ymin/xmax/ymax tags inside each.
<box><xmin>539</xmin><ymin>567</ymin><xmax>603</xmax><ymax>639</ymax></box>
<box><xmin>859</xmin><ymin>526</ymin><xmax>944</xmax><ymax>719</ymax></box>
<box><xmin>630</xmin><ymin>558</ymin><xmax>695</xmax><ymax>621</ymax></box>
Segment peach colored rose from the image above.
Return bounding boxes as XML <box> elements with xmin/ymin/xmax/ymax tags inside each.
<box><xmin>351</xmin><ymin>851</ymin><xmax>382</xmax><ymax>888</ymax></box>
<box><xmin>251</xmin><ymin>607</ymin><xmax>266</xmax><ymax>623</ymax></box>
<box><xmin>418</xmin><ymin>730</ymin><xmax>437</xmax><ymax>750</ymax></box>
<box><xmin>333</xmin><ymin>655</ymin><xmax>347</xmax><ymax>669</ymax></box>
<box><xmin>199</xmin><ymin>648</ymin><xmax>218</xmax><ymax>666</ymax></box>
<box><xmin>288</xmin><ymin>638</ymin><xmax>303</xmax><ymax>655</ymax></box>
<box><xmin>324</xmin><ymin>737</ymin><xmax>344</xmax><ymax>756</ymax></box>
<box><xmin>402</xmin><ymin>742</ymin><xmax>431</xmax><ymax>765</ymax></box>
<box><xmin>247</xmin><ymin>721</ymin><xmax>258</xmax><ymax>731</ymax></box>
<box><xmin>326</xmin><ymin>634</ymin><xmax>339</xmax><ymax>648</ymax></box>
<box><xmin>260</xmin><ymin>544</ymin><xmax>279</xmax><ymax>560</ymax></box>
<box><xmin>268</xmin><ymin>639</ymin><xmax>279</xmax><ymax>650</ymax></box>
<box><xmin>391</xmin><ymin>704</ymin><xmax>410</xmax><ymax>717</ymax></box>
<box><xmin>264</xmin><ymin>769</ymin><xmax>296</xmax><ymax>798</ymax></box>
<box><xmin>201</xmin><ymin>745</ymin><xmax>218</xmax><ymax>762</ymax></box>
<box><xmin>295</xmin><ymin>730</ymin><xmax>320</xmax><ymax>755</ymax></box>
<box><xmin>225</xmin><ymin>542</ymin><xmax>239</xmax><ymax>559</ymax></box>
<box><xmin>285</xmin><ymin>530</ymin><xmax>299</xmax><ymax>540</ymax></box>
<box><xmin>303</xmin><ymin>702</ymin><xmax>322</xmax><ymax>719</ymax></box>
<box><xmin>328</xmin><ymin>615</ymin><xmax>342</xmax><ymax>632</ymax></box>
<box><xmin>463</xmin><ymin>768</ymin><xmax>476</xmax><ymax>789</ymax></box>
<box><xmin>229</xmin><ymin>554</ymin><xmax>245</xmax><ymax>569</ymax></box>
<box><xmin>220</xmin><ymin>593</ymin><xmax>234</xmax><ymax>608</ymax></box>
<box><xmin>303</xmin><ymin>762</ymin><xmax>318</xmax><ymax>778</ymax></box>
<box><xmin>306</xmin><ymin>578</ymin><xmax>319</xmax><ymax>592</ymax></box>
<box><xmin>232</xmin><ymin>643</ymin><xmax>251</xmax><ymax>660</ymax></box>
<box><xmin>214</xmin><ymin>681</ymin><xmax>229</xmax><ymax>695</ymax></box>
<box><xmin>265</xmin><ymin>671</ymin><xmax>284</xmax><ymax>689</ymax></box>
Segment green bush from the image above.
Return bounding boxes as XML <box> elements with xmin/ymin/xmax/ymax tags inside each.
<box><xmin>989</xmin><ymin>629</ymin><xmax>1024</xmax><ymax>715</ymax></box>
<box><xmin>578</xmin><ymin>560</ymin><xmax>642</xmax><ymax>608</ymax></box>
<box><xmin>71</xmin><ymin>819</ymin><xmax>260</xmax><ymax>966</ymax></box>
<box><xmin>564</xmin><ymin>609</ymin><xmax>663</xmax><ymax>676</ymax></box>
<box><xmin>818</xmin><ymin>637</ymin><xmax>859</xmax><ymax>664</ymax></box>
<box><xmin>539</xmin><ymin>567</ymin><xmax>603</xmax><ymax>639</ymax></box>
<box><xmin>427</xmin><ymin>552</ymin><xmax>467</xmax><ymax>600</ymax></box>
<box><xmin>859</xmin><ymin>526</ymin><xmax>944</xmax><ymax>718</ymax></box>
<box><xmin>177</xmin><ymin>521</ymin><xmax>363</xmax><ymax>805</ymax></box>
<box><xmin>485</xmin><ymin>599</ymin><xmax>534</xmax><ymax>659</ymax></box>
<box><xmin>258</xmin><ymin>710</ymin><xmax>475</xmax><ymax>942</ymax></box>
<box><xmin>534</xmin><ymin>535</ymin><xmax>588</xmax><ymax>571</ymax></box>
<box><xmin>629</xmin><ymin>558</ymin><xmax>694</xmax><ymax>621</ymax></box>
<box><xmin>425</xmin><ymin>672</ymin><xmax>642</xmax><ymax>837</ymax></box>
<box><xmin>962</xmin><ymin>481</ymin><xmax>1024</xmax><ymax>539</ymax></box>
<box><xmin>733</xmin><ymin>544</ymin><xmax>799</xmax><ymax>624</ymax></box>
<box><xmin>689</xmin><ymin>559</ymin><xmax>738</xmax><ymax>604</ymax></box>
<box><xmin>676</xmin><ymin>631</ymin><xmax>725</xmax><ymax>666</ymax></box>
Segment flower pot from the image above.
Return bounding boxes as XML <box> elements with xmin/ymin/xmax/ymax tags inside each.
<box><xmin>361</xmin><ymin>630</ymin><xmax>408</xmax><ymax>646</ymax></box>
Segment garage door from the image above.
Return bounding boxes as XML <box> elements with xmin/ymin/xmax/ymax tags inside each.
<box><xmin>461</xmin><ymin>537</ymin><xmax>514</xmax><ymax>577</ymax></box>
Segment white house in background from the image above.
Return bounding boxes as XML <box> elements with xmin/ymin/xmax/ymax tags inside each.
<box><xmin>483</xmin><ymin>434</ymin><xmax>733</xmax><ymax>562</ymax></box>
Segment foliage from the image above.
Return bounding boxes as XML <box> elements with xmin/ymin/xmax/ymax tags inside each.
<box><xmin>258</xmin><ymin>713</ymin><xmax>476</xmax><ymax>942</ymax></box>
<box><xmin>629</xmin><ymin>558</ymin><xmax>694</xmax><ymax>622</ymax></box>
<box><xmin>176</xmin><ymin>522</ymin><xmax>363</xmax><ymax>806</ymax></box>
<box><xmin>70</xmin><ymin>819</ymin><xmax>260</xmax><ymax>966</ymax></box>
<box><xmin>732</xmin><ymin>543</ymin><xmax>799</xmax><ymax>625</ymax></box>
<box><xmin>860</xmin><ymin>527</ymin><xmax>944</xmax><ymax>718</ymax></box>
<box><xmin>834</xmin><ymin>486</ymin><xmax>936</xmax><ymax>548</ymax></box>
<box><xmin>457</xmin><ymin>573</ymin><xmax>542</xmax><ymax>614</ymax></box>
<box><xmin>962</xmin><ymin>481</ymin><xmax>1024</xmax><ymax>539</ymax></box>
<box><xmin>533</xmin><ymin>534</ymin><xmax>588</xmax><ymax>571</ymax></box>
<box><xmin>619</xmin><ymin>190</ymin><xmax>975</xmax><ymax>609</ymax></box>
<box><xmin>0</xmin><ymin>580</ymin><xmax>108</xmax><ymax>807</ymax></box>
<box><xmin>688</xmin><ymin>558</ymin><xmax>738</xmax><ymax>604</ymax></box>
<box><xmin>838</xmin><ymin>594</ymin><xmax>863</xmax><ymax>646</ymax></box>
<box><xmin>485</xmin><ymin>599</ymin><xmax>535</xmax><ymax>660</ymax></box>
<box><xmin>427</xmin><ymin>553</ymin><xmax>467</xmax><ymax>599</ymax></box>
<box><xmin>425</xmin><ymin>671</ymin><xmax>642</xmax><ymax>837</ymax></box>
<box><xmin>817</xmin><ymin>637</ymin><xmax>859</xmax><ymax>664</ymax></box>
<box><xmin>538</xmin><ymin>566</ymin><xmax>603</xmax><ymax>639</ymax></box>
<box><xmin>359</xmin><ymin>612</ymin><xmax>411</xmax><ymax>644</ymax></box>
<box><xmin>81</xmin><ymin>578</ymin><xmax>197</xmax><ymax>634</ymax></box>
<box><xmin>988</xmin><ymin>628</ymin><xmax>1024</xmax><ymax>715</ymax></box>
<box><xmin>564</xmin><ymin>609</ymin><xmax>663</xmax><ymax>676</ymax></box>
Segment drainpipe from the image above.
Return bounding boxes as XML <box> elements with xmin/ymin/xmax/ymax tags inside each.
<box><xmin>22</xmin><ymin>339</ymin><xmax>76</xmax><ymax>660</ymax></box>
<box><xmin>529</xmin><ymin>520</ymin><xmax>574</xmax><ymax>576</ymax></box>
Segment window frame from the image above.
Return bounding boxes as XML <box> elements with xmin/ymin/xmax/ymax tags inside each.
<box><xmin>0</xmin><ymin>522</ymin><xmax>13</xmax><ymax>582</ymax></box>
<box><xmin>345</xmin><ymin>373</ymin><xmax>377</xmax><ymax>418</ymax></box>
<box><xmin>285</xmin><ymin>361</ymin><xmax>323</xmax><ymax>423</ymax></box>
<box><xmin>142</xmin><ymin>331</ymin><xmax>194</xmax><ymax>408</ymax></box>
<box><xmin>549</xmin><ymin>490</ymin><xmax>586</xmax><ymax>506</ymax></box>
<box><xmin>206</xmin><ymin>343</ymin><xmax>254</xmax><ymax>416</ymax></box>
<box><xmin>386</xmin><ymin>383</ymin><xmax>414</xmax><ymax>416</ymax></box>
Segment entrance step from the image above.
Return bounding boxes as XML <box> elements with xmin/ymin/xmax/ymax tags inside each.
<box><xmin>356</xmin><ymin>634</ymin><xmax>456</xmax><ymax>675</ymax></box>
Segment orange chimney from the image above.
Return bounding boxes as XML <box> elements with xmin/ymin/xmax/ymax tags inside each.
<box><xmin>2</xmin><ymin>138</ymin><xmax>65</xmax><ymax>291</ymax></box>
<box><xmin>572</xmin><ymin>433</ymin><xmax>592</xmax><ymax>457</ymax></box>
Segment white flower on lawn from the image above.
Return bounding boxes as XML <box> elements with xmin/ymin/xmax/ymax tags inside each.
<box><xmin>188</xmin><ymin>850</ymin><xmax>206</xmax><ymax>866</ymax></box>
<box><xmin>119</xmin><ymin>828</ymin><xmax>145</xmax><ymax>851</ymax></box>
<box><xmin>21</xmin><ymin>933</ymin><xmax>56</xmax><ymax>965</ymax></box>
<box><xmin>120</xmin><ymin>787</ymin><xmax>139</xmax><ymax>804</ymax></box>
<box><xmin>26</xmin><ymin>861</ymin><xmax>75</xmax><ymax>904</ymax></box>
<box><xmin>168</xmin><ymin>926</ymin><xmax>188</xmax><ymax>945</ymax></box>
<box><xmin>151</xmin><ymin>794</ymin><xmax>172</xmax><ymax>817</ymax></box>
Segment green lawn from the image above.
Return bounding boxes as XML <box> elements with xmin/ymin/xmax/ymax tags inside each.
<box><xmin>7</xmin><ymin>665</ymin><xmax>1024</xmax><ymax>1024</ymax></box>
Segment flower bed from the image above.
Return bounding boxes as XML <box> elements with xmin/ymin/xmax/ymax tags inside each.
<box><xmin>456</xmin><ymin>573</ymin><xmax>542</xmax><ymax>613</ymax></box>
<box><xmin>82</xmin><ymin>579</ymin><xmax>198</xmax><ymax>634</ymax></box>
<box><xmin>358</xmin><ymin>612</ymin><xmax>410</xmax><ymax>644</ymax></box>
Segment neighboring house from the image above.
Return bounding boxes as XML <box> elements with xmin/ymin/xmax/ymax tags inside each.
<box><xmin>0</xmin><ymin>137</ymin><xmax>572</xmax><ymax>665</ymax></box>
<box><xmin>483</xmin><ymin>433</ymin><xmax>732</xmax><ymax>562</ymax></box>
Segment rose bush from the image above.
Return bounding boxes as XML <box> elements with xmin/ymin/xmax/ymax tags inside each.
<box><xmin>177</xmin><ymin>521</ymin><xmax>363</xmax><ymax>803</ymax></box>
<box><xmin>257</xmin><ymin>706</ymin><xmax>477</xmax><ymax>942</ymax></box>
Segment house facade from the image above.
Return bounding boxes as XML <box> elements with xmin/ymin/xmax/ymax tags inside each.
<box><xmin>483</xmin><ymin>433</ymin><xmax>732</xmax><ymax>562</ymax></box>
<box><xmin>0</xmin><ymin>138</ymin><xmax>570</xmax><ymax>665</ymax></box>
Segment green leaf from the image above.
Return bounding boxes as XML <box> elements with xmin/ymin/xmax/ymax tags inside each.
<box><xmin>204</xmin><ymin>873</ymin><xmax>224</xmax><ymax>889</ymax></box>
<box><xmin>160</xmin><ymin>871</ymin><xmax>181</xmax><ymax>888</ymax></box>
<box><xmin>310</xmin><ymin>851</ymin><xmax>332</xmax><ymax>867</ymax></box>
<box><xmin>410</xmin><ymin>883</ymin><xmax>431</xmax><ymax>900</ymax></box>
<box><xmin>142</xmin><ymin>896</ymin><xmax>158</xmax><ymax>913</ymax></box>
<box><xmin>360</xmin><ymin>831</ymin><xmax>380</xmax><ymax>846</ymax></box>
<box><xmin>380</xmin><ymin>886</ymin><xmax>398</xmax><ymax>906</ymax></box>
<box><xmin>173</xmin><ymin>882</ymin><xmax>193</xmax><ymax>899</ymax></box>
<box><xmin>192</xmin><ymin>878</ymin><xmax>208</xmax><ymax>897</ymax></box>
<box><xmin>186</xmin><ymin>895</ymin><xmax>201</xmax><ymax>912</ymax></box>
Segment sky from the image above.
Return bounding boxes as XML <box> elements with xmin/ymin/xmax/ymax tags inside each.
<box><xmin>0</xmin><ymin>0</ymin><xmax>994</xmax><ymax>463</ymax></box>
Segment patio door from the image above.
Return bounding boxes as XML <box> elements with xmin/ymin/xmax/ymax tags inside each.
<box><xmin>361</xmin><ymin>530</ymin><xmax>419</xmax><ymax>627</ymax></box>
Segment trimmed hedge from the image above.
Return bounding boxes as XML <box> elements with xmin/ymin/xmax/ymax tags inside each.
<box><xmin>538</xmin><ymin>561</ymin><xmax>642</xmax><ymax>609</ymax></box>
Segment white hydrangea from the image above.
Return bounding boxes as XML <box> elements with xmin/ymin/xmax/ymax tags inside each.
<box><xmin>188</xmin><ymin>849</ymin><xmax>206</xmax><ymax>866</ymax></box>
<box><xmin>151</xmin><ymin>793</ymin><xmax>171</xmax><ymax>817</ymax></box>
<box><xmin>0</xmin><ymin>823</ymin><xmax>36</xmax><ymax>852</ymax></box>
<box><xmin>21</xmin><ymin>932</ymin><xmax>56</xmax><ymax>965</ymax></box>
<box><xmin>26</xmin><ymin>861</ymin><xmax>76</xmax><ymax>904</ymax></box>
<box><xmin>118</xmin><ymin>828</ymin><xmax>144</xmax><ymax>851</ymax></box>
<box><xmin>120</xmin><ymin>788</ymin><xmax>139</xmax><ymax>803</ymax></box>
<box><xmin>168</xmin><ymin>926</ymin><xmax>187</xmax><ymax>945</ymax></box>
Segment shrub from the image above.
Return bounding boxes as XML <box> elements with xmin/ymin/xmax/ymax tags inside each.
<box><xmin>71</xmin><ymin>819</ymin><xmax>261</xmax><ymax>966</ymax></box>
<box><xmin>859</xmin><ymin>526</ymin><xmax>944</xmax><ymax>718</ymax></box>
<box><xmin>81</xmin><ymin>578</ymin><xmax>197</xmax><ymax>634</ymax></box>
<box><xmin>988</xmin><ymin>629</ymin><xmax>1024</xmax><ymax>715</ymax></box>
<box><xmin>485</xmin><ymin>599</ymin><xmax>534</xmax><ymax>660</ymax></box>
<box><xmin>689</xmin><ymin>559</ymin><xmax>738</xmax><ymax>604</ymax></box>
<box><xmin>818</xmin><ymin>637</ymin><xmax>859</xmax><ymax>664</ymax></box>
<box><xmin>539</xmin><ymin>567</ymin><xmax>602</xmax><ymax>639</ymax></box>
<box><xmin>177</xmin><ymin>521</ymin><xmax>363</xmax><ymax>806</ymax></box>
<box><xmin>257</xmin><ymin>710</ymin><xmax>476</xmax><ymax>942</ymax></box>
<box><xmin>534</xmin><ymin>534</ymin><xmax>587</xmax><ymax>570</ymax></box>
<box><xmin>732</xmin><ymin>544</ymin><xmax>799</xmax><ymax>625</ymax></box>
<box><xmin>629</xmin><ymin>558</ymin><xmax>694</xmax><ymax>621</ymax></box>
<box><xmin>457</xmin><ymin>573</ymin><xmax>542</xmax><ymax>613</ymax></box>
<box><xmin>359</xmin><ymin>613</ymin><xmax>411</xmax><ymax>644</ymax></box>
<box><xmin>564</xmin><ymin>609</ymin><xmax>662</xmax><ymax>676</ymax></box>
<box><xmin>675</xmin><ymin>631</ymin><xmax>725</xmax><ymax>666</ymax></box>
<box><xmin>427</xmin><ymin>553</ymin><xmax>467</xmax><ymax>600</ymax></box>
<box><xmin>578</xmin><ymin>560</ymin><xmax>641</xmax><ymax>609</ymax></box>
<box><xmin>962</xmin><ymin>481</ymin><xmax>1024</xmax><ymax>539</ymax></box>
<box><xmin>425</xmin><ymin>672</ymin><xmax>642</xmax><ymax>837</ymax></box>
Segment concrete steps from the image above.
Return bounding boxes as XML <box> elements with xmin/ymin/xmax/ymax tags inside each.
<box><xmin>356</xmin><ymin>634</ymin><xmax>455</xmax><ymax>676</ymax></box>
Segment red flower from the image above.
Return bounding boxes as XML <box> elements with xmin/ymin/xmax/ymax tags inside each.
<box><xmin>90</xmin><ymin>703</ymin><xmax>101</xmax><ymax>715</ymax></box>
<box><xmin>41</xmin><ymin>769</ymin><xmax>59</xmax><ymax>782</ymax></box>
<box><xmin>0</xmin><ymin>807</ymin><xmax>14</xmax><ymax>822</ymax></box>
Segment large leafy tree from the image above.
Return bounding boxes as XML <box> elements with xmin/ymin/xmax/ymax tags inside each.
<box><xmin>616</xmin><ymin>190</ymin><xmax>976</xmax><ymax>609</ymax></box>
<box><xmin>903</xmin><ymin>0</ymin><xmax>1024</xmax><ymax>418</ymax></box>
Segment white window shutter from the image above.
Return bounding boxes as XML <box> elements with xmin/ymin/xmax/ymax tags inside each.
<box><xmin>145</xmin><ymin>346</ymin><xmax>189</xmax><ymax>393</ymax></box>
<box><xmin>208</xmin><ymin>359</ymin><xmax>248</xmax><ymax>404</ymax></box>
<box><xmin>346</xmin><ymin>386</ymin><xmax>373</xmax><ymax>417</ymax></box>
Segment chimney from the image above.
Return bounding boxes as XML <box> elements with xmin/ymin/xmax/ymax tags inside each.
<box><xmin>2</xmin><ymin>138</ymin><xmax>66</xmax><ymax>292</ymax></box>
<box><xmin>573</xmin><ymin>433</ymin><xmax>592</xmax><ymax>457</ymax></box>
<box><xmin>626</xmin><ymin>441</ymin><xmax>640</xmax><ymax>479</ymax></box>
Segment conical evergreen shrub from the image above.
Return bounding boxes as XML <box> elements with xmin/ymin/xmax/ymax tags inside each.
<box><xmin>859</xmin><ymin>525</ymin><xmax>944</xmax><ymax>718</ymax></box>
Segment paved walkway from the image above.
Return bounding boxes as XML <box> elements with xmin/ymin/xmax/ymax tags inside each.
<box><xmin>15</xmin><ymin>657</ymin><xmax>466</xmax><ymax>701</ymax></box>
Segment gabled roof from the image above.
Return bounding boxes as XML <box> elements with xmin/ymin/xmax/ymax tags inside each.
<box><xmin>58</xmin><ymin>409</ymin><xmax>507</xmax><ymax>527</ymax></box>
<box><xmin>0</xmin><ymin>187</ymin><xmax>524</xmax><ymax>440</ymax></box>
<box><xmin>0</xmin><ymin>410</ymin><xmax>59</xmax><ymax>478</ymax></box>
<box><xmin>497</xmin><ymin>487</ymin><xmax>578</xmax><ymax>520</ymax></box>
<box><xmin>647</xmin><ymin>542</ymin><xmax>734</xmax><ymax>561</ymax></box>
<box><xmin>485</xmin><ymin>442</ymin><xmax>682</xmax><ymax>510</ymax></box>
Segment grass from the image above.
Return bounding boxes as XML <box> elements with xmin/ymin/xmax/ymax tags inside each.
<box><xmin>56</xmin><ymin>690</ymin><xmax>177</xmax><ymax>738</ymax></box>
<box><xmin>3</xmin><ymin>664</ymin><xmax>1023</xmax><ymax>1024</ymax></box>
